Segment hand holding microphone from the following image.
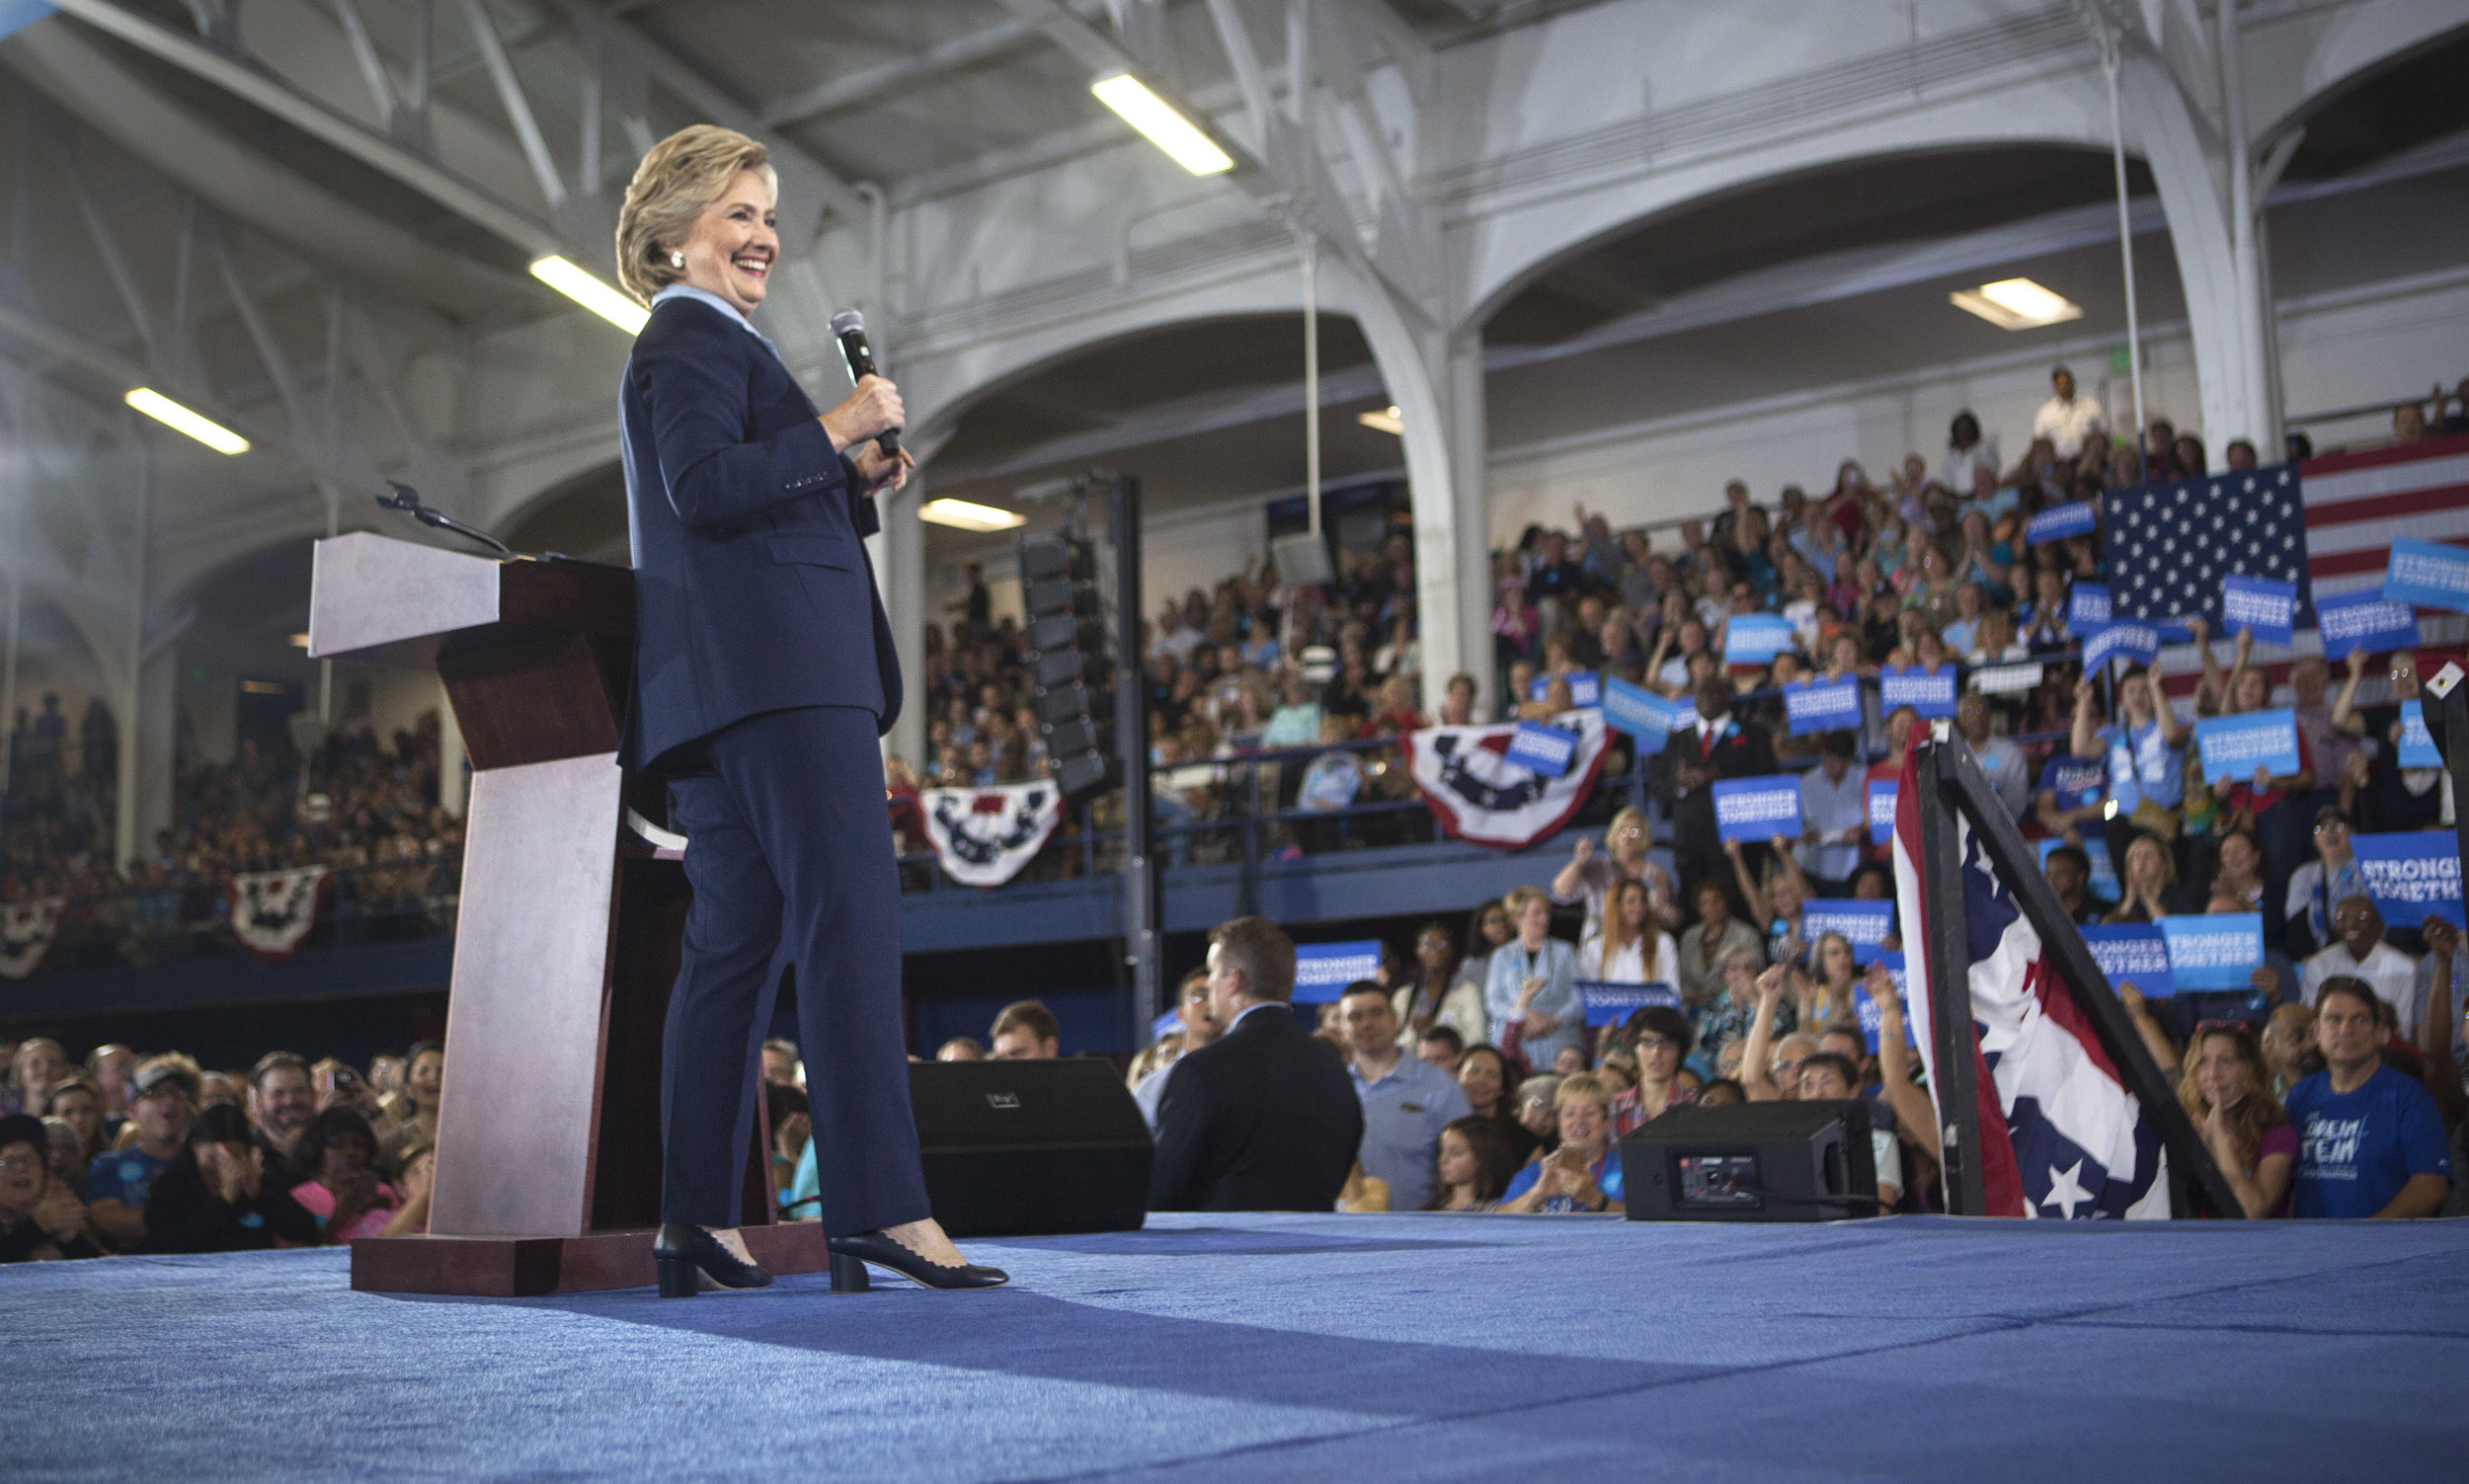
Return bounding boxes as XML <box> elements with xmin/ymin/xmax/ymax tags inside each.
<box><xmin>824</xmin><ymin>309</ymin><xmax>902</xmax><ymax>456</ymax></box>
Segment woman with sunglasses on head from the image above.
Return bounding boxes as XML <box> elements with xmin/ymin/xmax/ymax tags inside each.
<box><xmin>2179</xmin><ymin>1020</ymin><xmax>2295</xmax><ymax>1217</ymax></box>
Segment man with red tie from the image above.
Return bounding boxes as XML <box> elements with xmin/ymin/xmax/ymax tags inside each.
<box><xmin>1655</xmin><ymin>677</ymin><xmax>1779</xmax><ymax>918</ymax></box>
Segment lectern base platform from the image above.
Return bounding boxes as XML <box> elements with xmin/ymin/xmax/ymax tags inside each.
<box><xmin>351</xmin><ymin>1222</ymin><xmax>834</xmax><ymax>1297</ymax></box>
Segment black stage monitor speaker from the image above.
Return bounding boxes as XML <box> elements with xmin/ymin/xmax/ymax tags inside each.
<box><xmin>909</xmin><ymin>1059</ymin><xmax>1154</xmax><ymax>1238</ymax></box>
<box><xmin>1623</xmin><ymin>1099</ymin><xmax>1875</xmax><ymax>1223</ymax></box>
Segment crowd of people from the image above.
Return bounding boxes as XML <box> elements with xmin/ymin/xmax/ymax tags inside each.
<box><xmin>970</xmin><ymin>865</ymin><xmax>2458</xmax><ymax>1221</ymax></box>
<box><xmin>0</xmin><ymin>702</ymin><xmax>462</xmax><ymax>970</ymax></box>
<box><xmin>0</xmin><ymin>1038</ymin><xmax>442</xmax><ymax>1261</ymax></box>
<box><xmin>8</xmin><ymin>375</ymin><xmax>2465</xmax><ymax>1260</ymax></box>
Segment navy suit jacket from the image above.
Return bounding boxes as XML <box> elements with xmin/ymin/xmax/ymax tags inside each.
<box><xmin>619</xmin><ymin>294</ymin><xmax>902</xmax><ymax>771</ymax></box>
<box><xmin>1149</xmin><ymin>1003</ymin><xmax>1363</xmax><ymax>1212</ymax></box>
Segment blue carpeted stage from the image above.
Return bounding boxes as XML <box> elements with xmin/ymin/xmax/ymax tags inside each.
<box><xmin>13</xmin><ymin>1212</ymin><xmax>2469</xmax><ymax>1480</ymax></box>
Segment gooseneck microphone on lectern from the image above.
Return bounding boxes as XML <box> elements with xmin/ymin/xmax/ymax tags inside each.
<box><xmin>829</xmin><ymin>309</ymin><xmax>900</xmax><ymax>457</ymax></box>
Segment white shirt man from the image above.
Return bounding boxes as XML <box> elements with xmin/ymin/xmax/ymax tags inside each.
<box><xmin>2301</xmin><ymin>897</ymin><xmax>2425</xmax><ymax>1035</ymax></box>
<box><xmin>2030</xmin><ymin>366</ymin><xmax>2105</xmax><ymax>459</ymax></box>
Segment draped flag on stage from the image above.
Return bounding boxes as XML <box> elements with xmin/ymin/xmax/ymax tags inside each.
<box><xmin>0</xmin><ymin>897</ymin><xmax>65</xmax><ymax>979</ymax></box>
<box><xmin>1404</xmin><ymin>710</ymin><xmax>1609</xmax><ymax>849</ymax></box>
<box><xmin>1890</xmin><ymin>743</ymin><xmax>2170</xmax><ymax>1219</ymax></box>
<box><xmin>921</xmin><ymin>781</ymin><xmax>1063</xmax><ymax>888</ymax></box>
<box><xmin>229</xmin><ymin>867</ymin><xmax>329</xmax><ymax>960</ymax></box>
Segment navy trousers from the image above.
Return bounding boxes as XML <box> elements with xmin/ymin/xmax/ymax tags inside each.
<box><xmin>659</xmin><ymin>704</ymin><xmax>930</xmax><ymax>1236</ymax></box>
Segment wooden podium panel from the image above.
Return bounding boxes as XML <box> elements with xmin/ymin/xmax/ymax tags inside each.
<box><xmin>312</xmin><ymin>534</ymin><xmax>786</xmax><ymax>1294</ymax></box>
<box><xmin>426</xmin><ymin>751</ymin><xmax>624</xmax><ymax>1237</ymax></box>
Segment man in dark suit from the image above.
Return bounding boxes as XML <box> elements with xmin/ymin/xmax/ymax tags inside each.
<box><xmin>1655</xmin><ymin>676</ymin><xmax>1780</xmax><ymax>918</ymax></box>
<box><xmin>1151</xmin><ymin>917</ymin><xmax>1363</xmax><ymax>1212</ymax></box>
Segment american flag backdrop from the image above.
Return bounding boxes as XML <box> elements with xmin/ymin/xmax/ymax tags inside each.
<box><xmin>2294</xmin><ymin>431</ymin><xmax>2469</xmax><ymax>603</ymax></box>
<box><xmin>2131</xmin><ymin>433</ymin><xmax>2469</xmax><ymax>696</ymax></box>
<box><xmin>2105</xmin><ymin>463</ymin><xmax>2311</xmax><ymax>628</ymax></box>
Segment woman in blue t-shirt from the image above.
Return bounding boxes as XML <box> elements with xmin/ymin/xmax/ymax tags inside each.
<box><xmin>1499</xmin><ymin>1074</ymin><xmax>1624</xmax><ymax>1213</ymax></box>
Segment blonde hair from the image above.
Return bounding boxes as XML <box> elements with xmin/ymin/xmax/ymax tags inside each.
<box><xmin>1555</xmin><ymin>1072</ymin><xmax>1612</xmax><ymax>1115</ymax></box>
<box><xmin>615</xmin><ymin>125</ymin><xmax>778</xmax><ymax>306</ymax></box>
<box><xmin>1502</xmin><ymin>885</ymin><xmax>1550</xmax><ymax>919</ymax></box>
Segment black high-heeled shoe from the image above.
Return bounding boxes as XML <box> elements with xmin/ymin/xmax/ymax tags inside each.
<box><xmin>828</xmin><ymin>1230</ymin><xmax>1008</xmax><ymax>1289</ymax></box>
<box><xmin>653</xmin><ymin>1222</ymin><xmax>773</xmax><ymax>1298</ymax></box>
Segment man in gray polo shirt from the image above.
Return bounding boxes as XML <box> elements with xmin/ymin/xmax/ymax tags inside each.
<box><xmin>1336</xmin><ymin>981</ymin><xmax>1471</xmax><ymax>1211</ymax></box>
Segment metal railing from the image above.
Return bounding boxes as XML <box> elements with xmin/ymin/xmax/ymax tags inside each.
<box><xmin>15</xmin><ymin>853</ymin><xmax>462</xmax><ymax>977</ymax></box>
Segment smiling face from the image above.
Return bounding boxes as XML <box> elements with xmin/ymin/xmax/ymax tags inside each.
<box><xmin>674</xmin><ymin>169</ymin><xmax>778</xmax><ymax>316</ymax></box>
<box><xmin>1557</xmin><ymin>1093</ymin><xmax>1609</xmax><ymax>1156</ymax></box>
<box><xmin>0</xmin><ymin>1138</ymin><xmax>42</xmax><ymax>1213</ymax></box>
<box><xmin>1457</xmin><ymin>1051</ymin><xmax>1504</xmax><ymax>1115</ymax></box>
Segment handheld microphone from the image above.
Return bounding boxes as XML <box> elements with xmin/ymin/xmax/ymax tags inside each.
<box><xmin>829</xmin><ymin>309</ymin><xmax>900</xmax><ymax>457</ymax></box>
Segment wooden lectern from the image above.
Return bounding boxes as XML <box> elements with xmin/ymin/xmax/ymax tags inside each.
<box><xmin>309</xmin><ymin>532</ymin><xmax>829</xmax><ymax>1295</ymax></box>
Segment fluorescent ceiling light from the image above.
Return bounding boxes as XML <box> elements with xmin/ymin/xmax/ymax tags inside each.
<box><xmin>125</xmin><ymin>388</ymin><xmax>249</xmax><ymax>454</ymax></box>
<box><xmin>1357</xmin><ymin>405</ymin><xmax>1403</xmax><ymax>435</ymax></box>
<box><xmin>1950</xmin><ymin>277</ymin><xmax>2083</xmax><ymax>331</ymax></box>
<box><xmin>529</xmin><ymin>256</ymin><xmax>649</xmax><ymax>334</ymax></box>
<box><xmin>288</xmin><ymin>633</ymin><xmax>312</xmax><ymax>649</ymax></box>
<box><xmin>919</xmin><ymin>498</ymin><xmax>1027</xmax><ymax>532</ymax></box>
<box><xmin>1090</xmin><ymin>73</ymin><xmax>1234</xmax><ymax>176</ymax></box>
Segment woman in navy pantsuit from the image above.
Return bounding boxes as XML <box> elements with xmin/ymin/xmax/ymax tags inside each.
<box><xmin>613</xmin><ymin>125</ymin><xmax>1002</xmax><ymax>1295</ymax></box>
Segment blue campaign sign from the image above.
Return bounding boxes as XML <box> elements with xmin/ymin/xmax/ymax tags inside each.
<box><xmin>1802</xmin><ymin>899</ymin><xmax>1894</xmax><ymax>965</ymax></box>
<box><xmin>1601</xmin><ymin>677</ymin><xmax>1688</xmax><ymax>753</ymax></box>
<box><xmin>2159</xmin><ymin>913</ymin><xmax>2264</xmax><ymax>992</ymax></box>
<box><xmin>2083</xmin><ymin>621</ymin><xmax>2161</xmax><ymax>676</ymax></box>
<box><xmin>1712</xmin><ymin>774</ymin><xmax>1803</xmax><ymax>842</ymax></box>
<box><xmin>1723</xmin><ymin>613</ymin><xmax>1795</xmax><ymax>664</ymax></box>
<box><xmin>1292</xmin><ymin>940</ymin><xmax>1385</xmax><ymax>1003</ymax></box>
<box><xmin>2026</xmin><ymin>500</ymin><xmax>2099</xmax><ymax>546</ymax></box>
<box><xmin>1530</xmin><ymin>669</ymin><xmax>1602</xmax><ymax>708</ymax></box>
<box><xmin>2351</xmin><ymin>831</ymin><xmax>2466</xmax><ymax>930</ymax></box>
<box><xmin>2038</xmin><ymin>835</ymin><xmax>2121</xmax><ymax>901</ymax></box>
<box><xmin>2069</xmin><ymin>582</ymin><xmax>2111</xmax><ymax>628</ymax></box>
<box><xmin>2382</xmin><ymin>538</ymin><xmax>2469</xmax><ymax>614</ymax></box>
<box><xmin>2220</xmin><ymin>575</ymin><xmax>2299</xmax><ymax>645</ymax></box>
<box><xmin>1877</xmin><ymin>664</ymin><xmax>1957</xmax><ymax>719</ymax></box>
<box><xmin>1576</xmin><ymin>980</ymin><xmax>1681</xmax><ymax>1028</ymax></box>
<box><xmin>2398</xmin><ymin>701</ymin><xmax>2442</xmax><ymax>769</ymax></box>
<box><xmin>1853</xmin><ymin>952</ymin><xmax>1917</xmax><ymax>1051</ymax></box>
<box><xmin>1782</xmin><ymin>676</ymin><xmax>1864</xmax><ymax>735</ymax></box>
<box><xmin>1506</xmin><ymin>722</ymin><xmax>1580</xmax><ymax>778</ymax></box>
<box><xmin>2316</xmin><ymin>590</ymin><xmax>2419</xmax><ymax>659</ymax></box>
<box><xmin>2081</xmin><ymin>924</ymin><xmax>2176</xmax><ymax>999</ymax></box>
<box><xmin>2193</xmin><ymin>707</ymin><xmax>2301</xmax><ymax>784</ymax></box>
<box><xmin>1868</xmin><ymin>778</ymin><xmax>1897</xmax><ymax>844</ymax></box>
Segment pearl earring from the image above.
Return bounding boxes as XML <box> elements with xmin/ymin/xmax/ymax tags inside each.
<box><xmin>670</xmin><ymin>251</ymin><xmax>685</xmax><ymax>269</ymax></box>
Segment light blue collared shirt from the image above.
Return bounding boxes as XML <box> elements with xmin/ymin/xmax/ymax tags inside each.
<box><xmin>651</xmin><ymin>282</ymin><xmax>782</xmax><ymax>362</ymax></box>
<box><xmin>1350</xmin><ymin>1054</ymin><xmax>1472</xmax><ymax>1211</ymax></box>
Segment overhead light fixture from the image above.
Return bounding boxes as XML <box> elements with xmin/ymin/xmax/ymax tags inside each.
<box><xmin>288</xmin><ymin>633</ymin><xmax>312</xmax><ymax>649</ymax></box>
<box><xmin>1091</xmin><ymin>73</ymin><xmax>1234</xmax><ymax>176</ymax></box>
<box><xmin>1950</xmin><ymin>277</ymin><xmax>2083</xmax><ymax>331</ymax></box>
<box><xmin>1357</xmin><ymin>405</ymin><xmax>1403</xmax><ymax>435</ymax></box>
<box><xmin>125</xmin><ymin>388</ymin><xmax>248</xmax><ymax>454</ymax></box>
<box><xmin>529</xmin><ymin>255</ymin><xmax>649</xmax><ymax>334</ymax></box>
<box><xmin>919</xmin><ymin>498</ymin><xmax>1027</xmax><ymax>532</ymax></box>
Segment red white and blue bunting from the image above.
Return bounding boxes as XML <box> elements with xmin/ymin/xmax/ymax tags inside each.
<box><xmin>0</xmin><ymin>898</ymin><xmax>65</xmax><ymax>979</ymax></box>
<box><xmin>229</xmin><ymin>866</ymin><xmax>329</xmax><ymax>960</ymax></box>
<box><xmin>1402</xmin><ymin>711</ymin><xmax>1611</xmax><ymax>850</ymax></box>
<box><xmin>921</xmin><ymin>782</ymin><xmax>1065</xmax><ymax>888</ymax></box>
